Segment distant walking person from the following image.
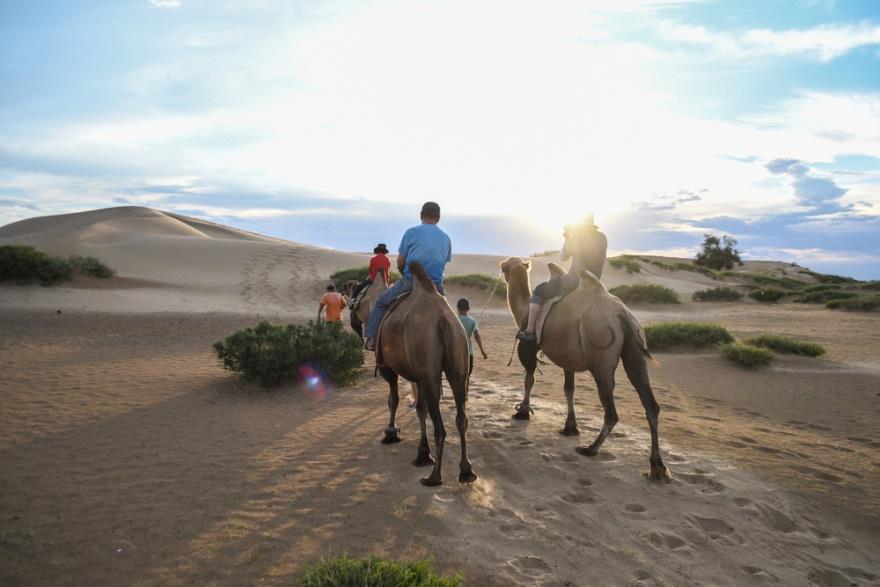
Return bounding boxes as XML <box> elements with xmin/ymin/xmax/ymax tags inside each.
<box><xmin>457</xmin><ymin>298</ymin><xmax>487</xmax><ymax>376</ymax></box>
<box><xmin>364</xmin><ymin>201</ymin><xmax>452</xmax><ymax>351</ymax></box>
<box><xmin>351</xmin><ymin>243</ymin><xmax>393</xmax><ymax>301</ymax></box>
<box><xmin>318</xmin><ymin>284</ymin><xmax>347</xmax><ymax>322</ymax></box>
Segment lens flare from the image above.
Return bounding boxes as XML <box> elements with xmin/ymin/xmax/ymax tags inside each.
<box><xmin>297</xmin><ymin>364</ymin><xmax>333</xmax><ymax>399</ymax></box>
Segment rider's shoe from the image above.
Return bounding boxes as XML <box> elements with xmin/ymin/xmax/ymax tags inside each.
<box><xmin>364</xmin><ymin>337</ymin><xmax>376</xmax><ymax>351</ymax></box>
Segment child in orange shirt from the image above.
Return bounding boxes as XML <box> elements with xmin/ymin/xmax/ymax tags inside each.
<box><xmin>318</xmin><ymin>284</ymin><xmax>347</xmax><ymax>322</ymax></box>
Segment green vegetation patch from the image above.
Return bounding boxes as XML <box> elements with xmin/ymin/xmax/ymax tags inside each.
<box><xmin>748</xmin><ymin>288</ymin><xmax>787</xmax><ymax>303</ymax></box>
<box><xmin>794</xmin><ymin>290</ymin><xmax>857</xmax><ymax>304</ymax></box>
<box><xmin>800</xmin><ymin>284</ymin><xmax>842</xmax><ymax>294</ymax></box>
<box><xmin>0</xmin><ymin>245</ymin><xmax>114</xmax><ymax>286</ymax></box>
<box><xmin>855</xmin><ymin>281</ymin><xmax>880</xmax><ymax>291</ymax></box>
<box><xmin>300</xmin><ymin>556</ymin><xmax>462</xmax><ymax>587</ymax></box>
<box><xmin>609</xmin><ymin>283</ymin><xmax>679</xmax><ymax>304</ymax></box>
<box><xmin>645</xmin><ymin>322</ymin><xmax>733</xmax><ymax>350</ymax></box>
<box><xmin>797</xmin><ymin>269</ymin><xmax>857</xmax><ymax>284</ymax></box>
<box><xmin>672</xmin><ymin>262</ymin><xmax>721</xmax><ymax>279</ymax></box>
<box><xmin>743</xmin><ymin>335</ymin><xmax>825</xmax><ymax>357</ymax></box>
<box><xmin>692</xmin><ymin>287</ymin><xmax>743</xmax><ymax>302</ymax></box>
<box><xmin>609</xmin><ymin>255</ymin><xmax>642</xmax><ymax>274</ymax></box>
<box><xmin>330</xmin><ymin>266</ymin><xmax>399</xmax><ymax>290</ymax></box>
<box><xmin>826</xmin><ymin>295</ymin><xmax>880</xmax><ymax>311</ymax></box>
<box><xmin>445</xmin><ymin>274</ymin><xmax>507</xmax><ymax>296</ymax></box>
<box><xmin>720</xmin><ymin>342</ymin><xmax>775</xmax><ymax>368</ymax></box>
<box><xmin>213</xmin><ymin>320</ymin><xmax>364</xmax><ymax>388</ymax></box>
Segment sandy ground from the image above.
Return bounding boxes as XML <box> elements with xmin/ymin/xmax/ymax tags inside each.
<box><xmin>2</xmin><ymin>207</ymin><xmax>879</xmax><ymax>585</ymax></box>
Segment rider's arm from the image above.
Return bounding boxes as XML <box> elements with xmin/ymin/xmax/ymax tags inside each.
<box><xmin>317</xmin><ymin>302</ymin><xmax>325</xmax><ymax>320</ymax></box>
<box><xmin>397</xmin><ymin>254</ymin><xmax>406</xmax><ymax>273</ymax></box>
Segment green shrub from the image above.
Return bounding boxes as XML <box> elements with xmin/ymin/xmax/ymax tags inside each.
<box><xmin>797</xmin><ymin>269</ymin><xmax>857</xmax><ymax>284</ymax></box>
<box><xmin>610</xmin><ymin>283</ymin><xmax>679</xmax><ymax>304</ymax></box>
<box><xmin>695</xmin><ymin>234</ymin><xmax>742</xmax><ymax>270</ymax></box>
<box><xmin>330</xmin><ymin>266</ymin><xmax>399</xmax><ymax>290</ymax></box>
<box><xmin>720</xmin><ymin>342</ymin><xmax>774</xmax><ymax>368</ymax></box>
<box><xmin>645</xmin><ymin>322</ymin><xmax>733</xmax><ymax>350</ymax></box>
<box><xmin>855</xmin><ymin>281</ymin><xmax>880</xmax><ymax>291</ymax></box>
<box><xmin>532</xmin><ymin>249</ymin><xmax>559</xmax><ymax>257</ymax></box>
<box><xmin>445</xmin><ymin>274</ymin><xmax>507</xmax><ymax>296</ymax></box>
<box><xmin>800</xmin><ymin>284</ymin><xmax>842</xmax><ymax>294</ymax></box>
<box><xmin>69</xmin><ymin>255</ymin><xmax>116</xmax><ymax>278</ymax></box>
<box><xmin>743</xmin><ymin>335</ymin><xmax>825</xmax><ymax>357</ymax></box>
<box><xmin>609</xmin><ymin>256</ymin><xmax>641</xmax><ymax>274</ymax></box>
<box><xmin>301</xmin><ymin>556</ymin><xmax>462</xmax><ymax>587</ymax></box>
<box><xmin>692</xmin><ymin>287</ymin><xmax>743</xmax><ymax>302</ymax></box>
<box><xmin>0</xmin><ymin>245</ymin><xmax>73</xmax><ymax>285</ymax></box>
<box><xmin>213</xmin><ymin>320</ymin><xmax>364</xmax><ymax>388</ymax></box>
<box><xmin>825</xmin><ymin>295</ymin><xmax>880</xmax><ymax>311</ymax></box>
<box><xmin>748</xmin><ymin>288</ymin><xmax>787</xmax><ymax>302</ymax></box>
<box><xmin>672</xmin><ymin>262</ymin><xmax>721</xmax><ymax>279</ymax></box>
<box><xmin>749</xmin><ymin>275</ymin><xmax>804</xmax><ymax>290</ymax></box>
<box><xmin>642</xmin><ymin>259</ymin><xmax>677</xmax><ymax>271</ymax></box>
<box><xmin>794</xmin><ymin>290</ymin><xmax>857</xmax><ymax>304</ymax></box>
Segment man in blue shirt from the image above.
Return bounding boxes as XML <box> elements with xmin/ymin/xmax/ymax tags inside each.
<box><xmin>364</xmin><ymin>201</ymin><xmax>452</xmax><ymax>351</ymax></box>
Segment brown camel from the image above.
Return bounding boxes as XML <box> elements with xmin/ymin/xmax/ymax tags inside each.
<box><xmin>374</xmin><ymin>262</ymin><xmax>476</xmax><ymax>486</ymax></box>
<box><xmin>500</xmin><ymin>256</ymin><xmax>670</xmax><ymax>481</ymax></box>
<box><xmin>347</xmin><ymin>270</ymin><xmax>389</xmax><ymax>339</ymax></box>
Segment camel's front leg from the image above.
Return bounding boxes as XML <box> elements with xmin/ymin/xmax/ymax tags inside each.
<box><xmin>379</xmin><ymin>367</ymin><xmax>402</xmax><ymax>444</ymax></box>
<box><xmin>513</xmin><ymin>340</ymin><xmax>538</xmax><ymax>420</ymax></box>
<box><xmin>559</xmin><ymin>369</ymin><xmax>579</xmax><ymax>435</ymax></box>
<box><xmin>412</xmin><ymin>383</ymin><xmax>434</xmax><ymax>467</ymax></box>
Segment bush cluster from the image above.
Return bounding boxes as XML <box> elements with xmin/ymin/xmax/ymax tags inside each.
<box><xmin>692</xmin><ymin>287</ymin><xmax>743</xmax><ymax>302</ymax></box>
<box><xmin>445</xmin><ymin>274</ymin><xmax>507</xmax><ymax>296</ymax></box>
<box><xmin>301</xmin><ymin>556</ymin><xmax>462</xmax><ymax>587</ymax></box>
<box><xmin>213</xmin><ymin>320</ymin><xmax>364</xmax><ymax>387</ymax></box>
<box><xmin>748</xmin><ymin>288</ymin><xmax>787</xmax><ymax>303</ymax></box>
<box><xmin>720</xmin><ymin>342</ymin><xmax>775</xmax><ymax>368</ymax></box>
<box><xmin>609</xmin><ymin>256</ymin><xmax>642</xmax><ymax>274</ymax></box>
<box><xmin>645</xmin><ymin>322</ymin><xmax>733</xmax><ymax>350</ymax></box>
<box><xmin>0</xmin><ymin>245</ymin><xmax>114</xmax><ymax>285</ymax></box>
<box><xmin>610</xmin><ymin>283</ymin><xmax>679</xmax><ymax>304</ymax></box>
<box><xmin>826</xmin><ymin>295</ymin><xmax>880</xmax><ymax>311</ymax></box>
<box><xmin>743</xmin><ymin>335</ymin><xmax>825</xmax><ymax>357</ymax></box>
<box><xmin>795</xmin><ymin>290</ymin><xmax>857</xmax><ymax>304</ymax></box>
<box><xmin>797</xmin><ymin>269</ymin><xmax>857</xmax><ymax>284</ymax></box>
<box><xmin>330</xmin><ymin>266</ymin><xmax>400</xmax><ymax>290</ymax></box>
<box><xmin>695</xmin><ymin>234</ymin><xmax>742</xmax><ymax>270</ymax></box>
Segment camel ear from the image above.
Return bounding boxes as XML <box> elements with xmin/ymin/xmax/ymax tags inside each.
<box><xmin>523</xmin><ymin>261</ymin><xmax>530</xmax><ymax>269</ymax></box>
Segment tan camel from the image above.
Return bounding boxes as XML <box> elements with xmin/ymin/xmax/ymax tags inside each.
<box><xmin>500</xmin><ymin>257</ymin><xmax>670</xmax><ymax>481</ymax></box>
<box><xmin>374</xmin><ymin>262</ymin><xmax>476</xmax><ymax>486</ymax></box>
<box><xmin>347</xmin><ymin>270</ymin><xmax>389</xmax><ymax>339</ymax></box>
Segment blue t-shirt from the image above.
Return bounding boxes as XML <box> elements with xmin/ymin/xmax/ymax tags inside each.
<box><xmin>398</xmin><ymin>223</ymin><xmax>452</xmax><ymax>284</ymax></box>
<box><xmin>458</xmin><ymin>314</ymin><xmax>478</xmax><ymax>355</ymax></box>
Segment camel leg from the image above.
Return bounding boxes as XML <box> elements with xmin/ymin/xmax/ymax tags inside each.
<box><xmin>412</xmin><ymin>383</ymin><xmax>434</xmax><ymax>467</ymax></box>
<box><xmin>622</xmin><ymin>346</ymin><xmax>670</xmax><ymax>482</ymax></box>
<box><xmin>421</xmin><ymin>379</ymin><xmax>446</xmax><ymax>487</ymax></box>
<box><xmin>453</xmin><ymin>381</ymin><xmax>477</xmax><ymax>483</ymax></box>
<box><xmin>576</xmin><ymin>371</ymin><xmax>618</xmax><ymax>457</ymax></box>
<box><xmin>379</xmin><ymin>367</ymin><xmax>402</xmax><ymax>444</ymax></box>
<box><xmin>513</xmin><ymin>340</ymin><xmax>538</xmax><ymax>420</ymax></box>
<box><xmin>559</xmin><ymin>369</ymin><xmax>580</xmax><ymax>436</ymax></box>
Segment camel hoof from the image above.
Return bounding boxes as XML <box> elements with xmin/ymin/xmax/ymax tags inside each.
<box><xmin>412</xmin><ymin>453</ymin><xmax>435</xmax><ymax>467</ymax></box>
<box><xmin>512</xmin><ymin>410</ymin><xmax>531</xmax><ymax>420</ymax></box>
<box><xmin>575</xmin><ymin>445</ymin><xmax>599</xmax><ymax>457</ymax></box>
<box><xmin>381</xmin><ymin>428</ymin><xmax>401</xmax><ymax>444</ymax></box>
<box><xmin>420</xmin><ymin>476</ymin><xmax>443</xmax><ymax>487</ymax></box>
<box><xmin>559</xmin><ymin>426</ymin><xmax>580</xmax><ymax>436</ymax></box>
<box><xmin>458</xmin><ymin>470</ymin><xmax>478</xmax><ymax>484</ymax></box>
<box><xmin>646</xmin><ymin>465</ymin><xmax>672</xmax><ymax>483</ymax></box>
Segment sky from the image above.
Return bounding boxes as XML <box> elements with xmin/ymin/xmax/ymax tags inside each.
<box><xmin>1</xmin><ymin>0</ymin><xmax>879</xmax><ymax>278</ymax></box>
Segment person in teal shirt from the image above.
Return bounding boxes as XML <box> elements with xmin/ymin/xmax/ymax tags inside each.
<box><xmin>457</xmin><ymin>298</ymin><xmax>487</xmax><ymax>376</ymax></box>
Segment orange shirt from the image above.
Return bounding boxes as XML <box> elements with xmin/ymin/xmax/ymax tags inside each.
<box><xmin>320</xmin><ymin>292</ymin><xmax>346</xmax><ymax>321</ymax></box>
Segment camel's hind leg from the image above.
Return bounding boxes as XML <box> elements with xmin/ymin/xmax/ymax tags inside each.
<box><xmin>412</xmin><ymin>383</ymin><xmax>434</xmax><ymax>467</ymax></box>
<box><xmin>420</xmin><ymin>378</ymin><xmax>447</xmax><ymax>487</ymax></box>
<box><xmin>622</xmin><ymin>345</ymin><xmax>670</xmax><ymax>482</ymax></box>
<box><xmin>559</xmin><ymin>369</ymin><xmax>579</xmax><ymax>435</ymax></box>
<box><xmin>576</xmin><ymin>370</ymin><xmax>618</xmax><ymax>457</ymax></box>
<box><xmin>452</xmin><ymin>378</ymin><xmax>477</xmax><ymax>483</ymax></box>
<box><xmin>513</xmin><ymin>340</ymin><xmax>538</xmax><ymax>420</ymax></box>
<box><xmin>379</xmin><ymin>367</ymin><xmax>402</xmax><ymax>444</ymax></box>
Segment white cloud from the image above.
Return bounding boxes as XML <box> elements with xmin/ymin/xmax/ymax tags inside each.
<box><xmin>149</xmin><ymin>0</ymin><xmax>182</xmax><ymax>7</ymax></box>
<box><xmin>659</xmin><ymin>20</ymin><xmax>880</xmax><ymax>61</ymax></box>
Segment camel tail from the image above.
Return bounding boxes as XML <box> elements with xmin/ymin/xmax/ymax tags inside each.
<box><xmin>619</xmin><ymin>307</ymin><xmax>660</xmax><ymax>367</ymax></box>
<box><xmin>438</xmin><ymin>315</ymin><xmax>469</xmax><ymax>395</ymax></box>
<box><xmin>408</xmin><ymin>261</ymin><xmax>438</xmax><ymax>293</ymax></box>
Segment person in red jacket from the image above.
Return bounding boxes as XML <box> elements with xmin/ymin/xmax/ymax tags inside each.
<box><xmin>352</xmin><ymin>243</ymin><xmax>392</xmax><ymax>301</ymax></box>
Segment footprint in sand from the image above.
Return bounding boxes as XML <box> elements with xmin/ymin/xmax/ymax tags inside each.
<box><xmin>510</xmin><ymin>555</ymin><xmax>551</xmax><ymax>576</ymax></box>
<box><xmin>646</xmin><ymin>531</ymin><xmax>688</xmax><ymax>551</ymax></box>
<box><xmin>482</xmin><ymin>430</ymin><xmax>504</xmax><ymax>439</ymax></box>
<box><xmin>625</xmin><ymin>503</ymin><xmax>647</xmax><ymax>513</ymax></box>
<box><xmin>677</xmin><ymin>472</ymin><xmax>726</xmax><ymax>494</ymax></box>
<box><xmin>755</xmin><ymin>503</ymin><xmax>797</xmax><ymax>533</ymax></box>
<box><xmin>742</xmin><ymin>565</ymin><xmax>780</xmax><ymax>583</ymax></box>
<box><xmin>686</xmin><ymin>515</ymin><xmax>736</xmax><ymax>539</ymax></box>
<box><xmin>560</xmin><ymin>488</ymin><xmax>595</xmax><ymax>505</ymax></box>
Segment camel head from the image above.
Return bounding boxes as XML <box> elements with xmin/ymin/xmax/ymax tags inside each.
<box><xmin>500</xmin><ymin>257</ymin><xmax>530</xmax><ymax>283</ymax></box>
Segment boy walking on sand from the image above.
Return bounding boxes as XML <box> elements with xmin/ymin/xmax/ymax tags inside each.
<box><xmin>318</xmin><ymin>284</ymin><xmax>347</xmax><ymax>322</ymax></box>
<box><xmin>457</xmin><ymin>298</ymin><xmax>487</xmax><ymax>377</ymax></box>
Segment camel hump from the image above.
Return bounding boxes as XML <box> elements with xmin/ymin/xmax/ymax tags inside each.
<box><xmin>577</xmin><ymin>268</ymin><xmax>605</xmax><ymax>292</ymax></box>
<box><xmin>408</xmin><ymin>261</ymin><xmax>438</xmax><ymax>293</ymax></box>
<box><xmin>547</xmin><ymin>262</ymin><xmax>566</xmax><ymax>278</ymax></box>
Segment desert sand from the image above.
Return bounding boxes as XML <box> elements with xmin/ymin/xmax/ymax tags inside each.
<box><xmin>1</xmin><ymin>207</ymin><xmax>878</xmax><ymax>585</ymax></box>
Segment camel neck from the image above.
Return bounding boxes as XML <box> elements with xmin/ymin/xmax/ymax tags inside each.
<box><xmin>507</xmin><ymin>268</ymin><xmax>531</xmax><ymax>328</ymax></box>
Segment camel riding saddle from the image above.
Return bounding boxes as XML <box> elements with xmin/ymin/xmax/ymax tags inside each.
<box><xmin>534</xmin><ymin>262</ymin><xmax>572</xmax><ymax>346</ymax></box>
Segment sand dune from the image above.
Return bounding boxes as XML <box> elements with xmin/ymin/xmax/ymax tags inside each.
<box><xmin>1</xmin><ymin>207</ymin><xmax>878</xmax><ymax>585</ymax></box>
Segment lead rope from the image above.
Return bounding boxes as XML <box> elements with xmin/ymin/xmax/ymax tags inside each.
<box><xmin>476</xmin><ymin>277</ymin><xmax>501</xmax><ymax>322</ymax></box>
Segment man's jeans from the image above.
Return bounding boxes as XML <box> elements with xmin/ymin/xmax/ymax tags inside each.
<box><xmin>364</xmin><ymin>276</ymin><xmax>444</xmax><ymax>340</ymax></box>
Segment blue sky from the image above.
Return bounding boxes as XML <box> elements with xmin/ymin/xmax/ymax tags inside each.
<box><xmin>1</xmin><ymin>0</ymin><xmax>879</xmax><ymax>278</ymax></box>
